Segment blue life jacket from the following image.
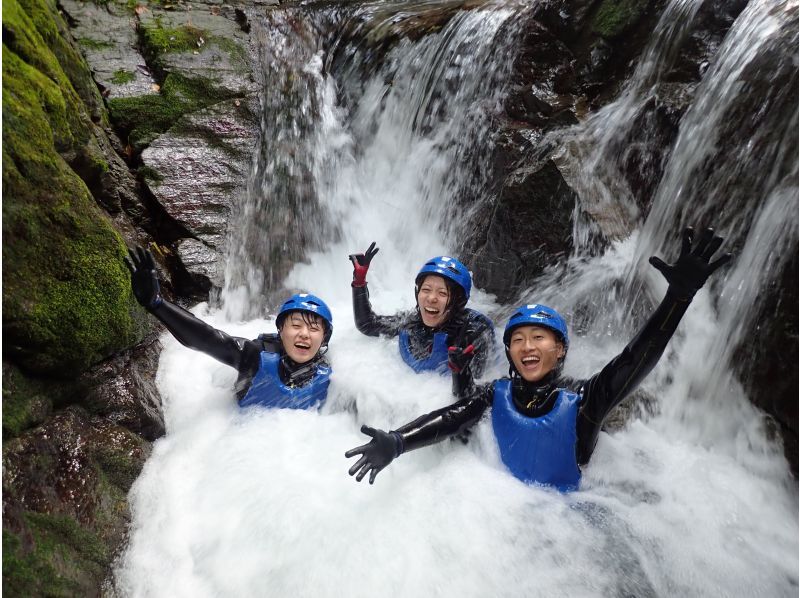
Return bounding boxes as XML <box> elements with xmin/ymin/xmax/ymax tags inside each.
<box><xmin>398</xmin><ymin>330</ymin><xmax>450</xmax><ymax>373</ymax></box>
<box><xmin>491</xmin><ymin>379</ymin><xmax>582</xmax><ymax>492</ymax></box>
<box><xmin>398</xmin><ymin>308</ymin><xmax>494</xmax><ymax>374</ymax></box>
<box><xmin>239</xmin><ymin>351</ymin><xmax>330</xmax><ymax>410</ymax></box>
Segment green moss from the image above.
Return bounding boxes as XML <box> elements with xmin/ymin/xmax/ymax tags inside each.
<box><xmin>76</xmin><ymin>37</ymin><xmax>114</xmax><ymax>50</ymax></box>
<box><xmin>141</xmin><ymin>17</ymin><xmax>207</xmax><ymax>56</ymax></box>
<box><xmin>2</xmin><ymin>512</ymin><xmax>106</xmax><ymax>598</ymax></box>
<box><xmin>95</xmin><ymin>437</ymin><xmax>147</xmax><ymax>492</ymax></box>
<box><xmin>108</xmin><ymin>72</ymin><xmax>238</xmax><ymax>151</ymax></box>
<box><xmin>2</xmin><ymin>38</ymin><xmax>84</xmax><ymax>155</ymax></box>
<box><xmin>28</xmin><ymin>512</ymin><xmax>108</xmax><ymax>564</ymax></box>
<box><xmin>3</xmin><ymin>41</ymin><xmax>148</xmax><ymax>377</ymax></box>
<box><xmin>210</xmin><ymin>35</ymin><xmax>249</xmax><ymax>69</ymax></box>
<box><xmin>4</xmin><ymin>0</ymin><xmax>107</xmax><ymax>127</ymax></box>
<box><xmin>110</xmin><ymin>68</ymin><xmax>135</xmax><ymax>85</ymax></box>
<box><xmin>138</xmin><ymin>164</ymin><xmax>164</xmax><ymax>182</ymax></box>
<box><xmin>592</xmin><ymin>0</ymin><xmax>650</xmax><ymax>39</ymax></box>
<box><xmin>3</xmin><ymin>529</ymin><xmax>79</xmax><ymax>597</ymax></box>
<box><xmin>2</xmin><ymin>363</ymin><xmax>56</xmax><ymax>438</ymax></box>
<box><xmin>91</xmin><ymin>153</ymin><xmax>110</xmax><ymax>174</ymax></box>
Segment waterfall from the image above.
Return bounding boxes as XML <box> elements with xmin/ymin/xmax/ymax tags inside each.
<box><xmin>114</xmin><ymin>0</ymin><xmax>798</xmax><ymax>596</ymax></box>
<box><xmin>554</xmin><ymin>0</ymin><xmax>707</xmax><ymax>252</ymax></box>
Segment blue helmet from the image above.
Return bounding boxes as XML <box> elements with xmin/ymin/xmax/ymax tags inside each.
<box><xmin>416</xmin><ymin>256</ymin><xmax>472</xmax><ymax>299</ymax></box>
<box><xmin>277</xmin><ymin>293</ymin><xmax>333</xmax><ymax>342</ymax></box>
<box><xmin>503</xmin><ymin>304</ymin><xmax>568</xmax><ymax>348</ymax></box>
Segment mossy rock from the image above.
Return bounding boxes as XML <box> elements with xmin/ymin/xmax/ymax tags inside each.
<box><xmin>2</xmin><ymin>4</ymin><xmax>149</xmax><ymax>378</ymax></box>
<box><xmin>2</xmin><ymin>407</ymin><xmax>148</xmax><ymax>595</ymax></box>
<box><xmin>592</xmin><ymin>0</ymin><xmax>651</xmax><ymax>39</ymax></box>
<box><xmin>109</xmin><ymin>72</ymin><xmax>238</xmax><ymax>151</ymax></box>
<box><xmin>140</xmin><ymin>17</ymin><xmax>208</xmax><ymax>57</ymax></box>
<box><xmin>110</xmin><ymin>68</ymin><xmax>136</xmax><ymax>85</ymax></box>
<box><xmin>1</xmin><ymin>362</ymin><xmax>59</xmax><ymax>438</ymax></box>
<box><xmin>3</xmin><ymin>513</ymin><xmax>107</xmax><ymax>597</ymax></box>
<box><xmin>4</xmin><ymin>0</ymin><xmax>108</xmax><ymax>126</ymax></box>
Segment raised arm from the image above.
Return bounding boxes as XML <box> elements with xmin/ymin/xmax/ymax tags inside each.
<box><xmin>349</xmin><ymin>241</ymin><xmax>406</xmax><ymax>337</ymax></box>
<box><xmin>575</xmin><ymin>226</ymin><xmax>732</xmax><ymax>463</ymax></box>
<box><xmin>125</xmin><ymin>246</ymin><xmax>251</xmax><ymax>371</ymax></box>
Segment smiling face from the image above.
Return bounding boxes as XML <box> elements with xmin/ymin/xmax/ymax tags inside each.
<box><xmin>279</xmin><ymin>311</ymin><xmax>326</xmax><ymax>364</ymax></box>
<box><xmin>508</xmin><ymin>325</ymin><xmax>565</xmax><ymax>383</ymax></box>
<box><xmin>417</xmin><ymin>274</ymin><xmax>451</xmax><ymax>328</ymax></box>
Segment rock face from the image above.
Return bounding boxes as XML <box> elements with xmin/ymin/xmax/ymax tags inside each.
<box><xmin>3</xmin><ymin>407</ymin><xmax>150</xmax><ymax>597</ymax></box>
<box><xmin>60</xmin><ymin>0</ymin><xmax>158</xmax><ymax>99</ymax></box>
<box><xmin>141</xmin><ymin>97</ymin><xmax>260</xmax><ymax>292</ymax></box>
<box><xmin>2</xmin><ymin>0</ymin><xmax>259</xmax><ymax>592</ymax></box>
<box><xmin>468</xmin><ymin>157</ymin><xmax>578</xmax><ymax>298</ymax></box>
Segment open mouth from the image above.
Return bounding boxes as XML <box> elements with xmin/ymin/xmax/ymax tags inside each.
<box><xmin>423</xmin><ymin>307</ymin><xmax>440</xmax><ymax>315</ymax></box>
<box><xmin>294</xmin><ymin>342</ymin><xmax>311</xmax><ymax>351</ymax></box>
<box><xmin>521</xmin><ymin>355</ymin><xmax>540</xmax><ymax>366</ymax></box>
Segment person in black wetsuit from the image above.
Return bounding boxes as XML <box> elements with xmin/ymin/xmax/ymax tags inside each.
<box><xmin>125</xmin><ymin>246</ymin><xmax>334</xmax><ymax>410</ymax></box>
<box><xmin>345</xmin><ymin>226</ymin><xmax>732</xmax><ymax>488</ymax></box>
<box><xmin>349</xmin><ymin>242</ymin><xmax>496</xmax><ymax>397</ymax></box>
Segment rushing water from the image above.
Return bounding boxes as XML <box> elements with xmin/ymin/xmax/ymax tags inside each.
<box><xmin>115</xmin><ymin>0</ymin><xmax>798</xmax><ymax>596</ymax></box>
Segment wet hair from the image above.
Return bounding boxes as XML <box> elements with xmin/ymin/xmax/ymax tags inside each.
<box><xmin>277</xmin><ymin>310</ymin><xmax>331</xmax><ymax>344</ymax></box>
<box><xmin>414</xmin><ymin>274</ymin><xmax>467</xmax><ymax>317</ymax></box>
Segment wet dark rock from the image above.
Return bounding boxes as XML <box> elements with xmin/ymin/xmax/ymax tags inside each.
<box><xmin>502</xmin><ymin>19</ymin><xmax>578</xmax><ymax>129</ymax></box>
<box><xmin>736</xmin><ymin>251</ymin><xmax>799</xmax><ymax>477</ymax></box>
<box><xmin>665</xmin><ymin>0</ymin><xmax>749</xmax><ymax>84</ymax></box>
<box><xmin>71</xmin><ymin>124</ymin><xmax>149</xmax><ymax>221</ymax></box>
<box><xmin>563</xmin><ymin>0</ymin><xmax>668</xmax><ymax>104</ymax></box>
<box><xmin>617</xmin><ymin>94</ymin><xmax>683</xmax><ymax>214</ymax></box>
<box><xmin>2</xmin><ymin>406</ymin><xmax>150</xmax><ymax>596</ymax></box>
<box><xmin>468</xmin><ymin>158</ymin><xmax>577</xmax><ymax>302</ymax></box>
<box><xmin>140</xmin><ymin>97</ymin><xmax>260</xmax><ymax>289</ymax></box>
<box><xmin>75</xmin><ymin>333</ymin><xmax>165</xmax><ymax>442</ymax></box>
<box><xmin>590</xmin><ymin>0</ymin><xmax>652</xmax><ymax>40</ymax></box>
<box><xmin>530</xmin><ymin>0</ymin><xmax>597</xmax><ymax>43</ymax></box>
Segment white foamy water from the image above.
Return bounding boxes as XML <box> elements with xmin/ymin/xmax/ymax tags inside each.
<box><xmin>114</xmin><ymin>1</ymin><xmax>798</xmax><ymax>596</ymax></box>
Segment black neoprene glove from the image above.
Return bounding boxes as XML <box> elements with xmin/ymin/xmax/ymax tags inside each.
<box><xmin>649</xmin><ymin>226</ymin><xmax>732</xmax><ymax>301</ymax></box>
<box><xmin>345</xmin><ymin>425</ymin><xmax>403</xmax><ymax>484</ymax></box>
<box><xmin>123</xmin><ymin>246</ymin><xmax>163</xmax><ymax>310</ymax></box>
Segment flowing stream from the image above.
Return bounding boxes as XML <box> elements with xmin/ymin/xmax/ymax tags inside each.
<box><xmin>115</xmin><ymin>0</ymin><xmax>798</xmax><ymax>595</ymax></box>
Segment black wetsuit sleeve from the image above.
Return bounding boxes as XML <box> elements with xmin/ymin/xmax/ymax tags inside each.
<box><xmin>393</xmin><ymin>384</ymin><xmax>493</xmax><ymax>452</ymax></box>
<box><xmin>352</xmin><ymin>284</ymin><xmax>407</xmax><ymax>337</ymax></box>
<box><xmin>575</xmin><ymin>291</ymin><xmax>692</xmax><ymax>464</ymax></box>
<box><xmin>150</xmin><ymin>300</ymin><xmax>260</xmax><ymax>373</ymax></box>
